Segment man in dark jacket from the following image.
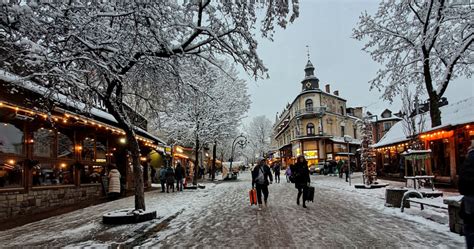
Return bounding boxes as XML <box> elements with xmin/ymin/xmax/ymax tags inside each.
<box><xmin>293</xmin><ymin>155</ymin><xmax>311</xmax><ymax>208</ymax></box>
<box><xmin>459</xmin><ymin>142</ymin><xmax>474</xmax><ymax>249</ymax></box>
<box><xmin>273</xmin><ymin>161</ymin><xmax>281</xmax><ymax>183</ymax></box>
<box><xmin>252</xmin><ymin>157</ymin><xmax>273</xmax><ymax>210</ymax></box>
<box><xmin>175</xmin><ymin>162</ymin><xmax>185</xmax><ymax>192</ymax></box>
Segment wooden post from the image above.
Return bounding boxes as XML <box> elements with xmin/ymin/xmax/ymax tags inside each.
<box><xmin>448</xmin><ymin>135</ymin><xmax>456</xmax><ymax>183</ymax></box>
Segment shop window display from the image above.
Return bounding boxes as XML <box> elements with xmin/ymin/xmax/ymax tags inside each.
<box><xmin>0</xmin><ymin>158</ymin><xmax>23</xmax><ymax>188</ymax></box>
<box><xmin>32</xmin><ymin>162</ymin><xmax>74</xmax><ymax>186</ymax></box>
<box><xmin>81</xmin><ymin>137</ymin><xmax>95</xmax><ymax>161</ymax></box>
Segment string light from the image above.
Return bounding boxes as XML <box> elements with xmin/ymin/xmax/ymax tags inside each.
<box><xmin>0</xmin><ymin>101</ymin><xmax>159</xmax><ymax>147</ymax></box>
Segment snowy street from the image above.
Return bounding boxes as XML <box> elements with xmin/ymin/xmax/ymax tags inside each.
<box><xmin>0</xmin><ymin>172</ymin><xmax>464</xmax><ymax>248</ymax></box>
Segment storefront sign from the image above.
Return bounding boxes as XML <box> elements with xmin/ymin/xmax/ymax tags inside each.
<box><xmin>304</xmin><ymin>150</ymin><xmax>318</xmax><ymax>159</ymax></box>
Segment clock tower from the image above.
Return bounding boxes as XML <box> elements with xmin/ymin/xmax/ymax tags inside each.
<box><xmin>301</xmin><ymin>59</ymin><xmax>320</xmax><ymax>92</ymax></box>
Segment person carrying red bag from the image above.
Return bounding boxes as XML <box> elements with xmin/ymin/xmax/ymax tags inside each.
<box><xmin>251</xmin><ymin>157</ymin><xmax>273</xmax><ymax>211</ymax></box>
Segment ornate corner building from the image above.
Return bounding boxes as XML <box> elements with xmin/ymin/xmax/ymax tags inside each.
<box><xmin>272</xmin><ymin>59</ymin><xmax>363</xmax><ymax>167</ymax></box>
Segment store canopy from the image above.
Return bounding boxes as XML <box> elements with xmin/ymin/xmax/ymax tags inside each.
<box><xmin>401</xmin><ymin>149</ymin><xmax>432</xmax><ymax>160</ymax></box>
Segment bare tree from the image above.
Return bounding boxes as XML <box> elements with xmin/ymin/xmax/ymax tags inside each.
<box><xmin>246</xmin><ymin>115</ymin><xmax>273</xmax><ymax>159</ymax></box>
<box><xmin>353</xmin><ymin>0</ymin><xmax>473</xmax><ymax>128</ymax></box>
<box><xmin>401</xmin><ymin>88</ymin><xmax>426</xmax><ymax>150</ymax></box>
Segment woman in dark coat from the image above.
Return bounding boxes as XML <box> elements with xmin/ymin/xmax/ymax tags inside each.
<box><xmin>292</xmin><ymin>155</ymin><xmax>310</xmax><ymax>208</ymax></box>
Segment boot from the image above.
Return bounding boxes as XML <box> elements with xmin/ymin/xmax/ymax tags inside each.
<box><xmin>258</xmin><ymin>204</ymin><xmax>262</xmax><ymax>211</ymax></box>
<box><xmin>297</xmin><ymin>198</ymin><xmax>300</xmax><ymax>206</ymax></box>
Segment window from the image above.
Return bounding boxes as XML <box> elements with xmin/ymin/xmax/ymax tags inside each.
<box><xmin>34</xmin><ymin>129</ymin><xmax>55</xmax><ymax>158</ymax></box>
<box><xmin>353</xmin><ymin>127</ymin><xmax>357</xmax><ymax>139</ymax></box>
<box><xmin>340</xmin><ymin>106</ymin><xmax>344</xmax><ymax>115</ymax></box>
<box><xmin>0</xmin><ymin>122</ymin><xmax>24</xmax><ymax>155</ymax></box>
<box><xmin>57</xmin><ymin>133</ymin><xmax>74</xmax><ymax>159</ymax></box>
<box><xmin>307</xmin><ymin>123</ymin><xmax>315</xmax><ymax>135</ymax></box>
<box><xmin>341</xmin><ymin>126</ymin><xmax>345</xmax><ymax>136</ymax></box>
<box><xmin>305</xmin><ymin>99</ymin><xmax>313</xmax><ymax>111</ymax></box>
<box><xmin>383</xmin><ymin>122</ymin><xmax>392</xmax><ymax>131</ymax></box>
<box><xmin>0</xmin><ymin>158</ymin><xmax>23</xmax><ymax>188</ymax></box>
<box><xmin>32</xmin><ymin>162</ymin><xmax>74</xmax><ymax>186</ymax></box>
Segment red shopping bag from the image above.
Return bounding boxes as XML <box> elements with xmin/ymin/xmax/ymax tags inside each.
<box><xmin>249</xmin><ymin>188</ymin><xmax>257</xmax><ymax>205</ymax></box>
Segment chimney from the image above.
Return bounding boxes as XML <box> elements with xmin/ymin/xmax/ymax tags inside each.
<box><xmin>325</xmin><ymin>84</ymin><xmax>330</xmax><ymax>93</ymax></box>
<box><xmin>333</xmin><ymin>90</ymin><xmax>339</xmax><ymax>96</ymax></box>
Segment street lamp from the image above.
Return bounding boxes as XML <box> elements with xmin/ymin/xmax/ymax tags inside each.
<box><xmin>344</xmin><ymin>134</ymin><xmax>353</xmax><ymax>186</ymax></box>
<box><xmin>229</xmin><ymin>134</ymin><xmax>248</xmax><ymax>175</ymax></box>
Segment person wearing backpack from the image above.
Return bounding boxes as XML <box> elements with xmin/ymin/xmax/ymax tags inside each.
<box><xmin>459</xmin><ymin>141</ymin><xmax>474</xmax><ymax>249</ymax></box>
<box><xmin>251</xmin><ymin>157</ymin><xmax>273</xmax><ymax>211</ymax></box>
<box><xmin>293</xmin><ymin>155</ymin><xmax>310</xmax><ymax>208</ymax></box>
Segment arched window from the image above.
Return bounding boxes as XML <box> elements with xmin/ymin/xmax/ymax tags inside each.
<box><xmin>307</xmin><ymin>123</ymin><xmax>315</xmax><ymax>135</ymax></box>
<box><xmin>305</xmin><ymin>99</ymin><xmax>313</xmax><ymax>111</ymax></box>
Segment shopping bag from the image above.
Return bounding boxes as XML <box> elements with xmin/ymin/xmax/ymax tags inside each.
<box><xmin>305</xmin><ymin>186</ymin><xmax>315</xmax><ymax>202</ymax></box>
<box><xmin>249</xmin><ymin>188</ymin><xmax>257</xmax><ymax>205</ymax></box>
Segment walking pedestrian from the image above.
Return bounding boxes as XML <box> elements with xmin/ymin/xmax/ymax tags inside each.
<box><xmin>342</xmin><ymin>161</ymin><xmax>349</xmax><ymax>182</ymax></box>
<box><xmin>159</xmin><ymin>167</ymin><xmax>167</xmax><ymax>192</ymax></box>
<box><xmin>273</xmin><ymin>161</ymin><xmax>281</xmax><ymax>183</ymax></box>
<box><xmin>107</xmin><ymin>164</ymin><xmax>121</xmax><ymax>200</ymax></box>
<box><xmin>337</xmin><ymin>159</ymin><xmax>344</xmax><ymax>178</ymax></box>
<box><xmin>459</xmin><ymin>141</ymin><xmax>474</xmax><ymax>249</ymax></box>
<box><xmin>251</xmin><ymin>157</ymin><xmax>273</xmax><ymax>211</ymax></box>
<box><xmin>285</xmin><ymin>165</ymin><xmax>292</xmax><ymax>183</ymax></box>
<box><xmin>165</xmin><ymin>165</ymin><xmax>175</xmax><ymax>193</ymax></box>
<box><xmin>292</xmin><ymin>155</ymin><xmax>310</xmax><ymax>208</ymax></box>
<box><xmin>175</xmin><ymin>162</ymin><xmax>185</xmax><ymax>192</ymax></box>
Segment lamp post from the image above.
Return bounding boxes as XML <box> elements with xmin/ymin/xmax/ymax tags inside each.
<box><xmin>229</xmin><ymin>134</ymin><xmax>247</xmax><ymax>175</ymax></box>
<box><xmin>344</xmin><ymin>135</ymin><xmax>353</xmax><ymax>186</ymax></box>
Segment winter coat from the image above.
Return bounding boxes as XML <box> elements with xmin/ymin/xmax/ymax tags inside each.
<box><xmin>251</xmin><ymin>164</ymin><xmax>273</xmax><ymax>187</ymax></box>
<box><xmin>159</xmin><ymin>168</ymin><xmax>167</xmax><ymax>181</ymax></box>
<box><xmin>285</xmin><ymin>167</ymin><xmax>292</xmax><ymax>176</ymax></box>
<box><xmin>108</xmin><ymin>169</ymin><xmax>121</xmax><ymax>194</ymax></box>
<box><xmin>459</xmin><ymin>149</ymin><xmax>474</xmax><ymax>223</ymax></box>
<box><xmin>293</xmin><ymin>161</ymin><xmax>310</xmax><ymax>189</ymax></box>
<box><xmin>175</xmin><ymin>165</ymin><xmax>185</xmax><ymax>180</ymax></box>
<box><xmin>273</xmin><ymin>163</ymin><xmax>281</xmax><ymax>173</ymax></box>
<box><xmin>165</xmin><ymin>167</ymin><xmax>175</xmax><ymax>184</ymax></box>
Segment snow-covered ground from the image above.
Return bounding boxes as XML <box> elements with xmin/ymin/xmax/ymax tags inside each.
<box><xmin>0</xmin><ymin>172</ymin><xmax>465</xmax><ymax>248</ymax></box>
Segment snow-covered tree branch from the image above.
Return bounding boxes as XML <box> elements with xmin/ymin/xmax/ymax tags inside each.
<box><xmin>353</xmin><ymin>0</ymin><xmax>473</xmax><ymax>128</ymax></box>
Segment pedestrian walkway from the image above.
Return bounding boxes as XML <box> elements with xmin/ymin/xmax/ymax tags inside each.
<box><xmin>0</xmin><ymin>172</ymin><xmax>464</xmax><ymax>248</ymax></box>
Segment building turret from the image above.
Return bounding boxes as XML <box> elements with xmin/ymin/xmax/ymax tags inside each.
<box><xmin>301</xmin><ymin>60</ymin><xmax>320</xmax><ymax>91</ymax></box>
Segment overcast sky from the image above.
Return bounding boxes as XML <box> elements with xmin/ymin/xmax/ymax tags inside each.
<box><xmin>241</xmin><ymin>0</ymin><xmax>473</xmax><ymax>125</ymax></box>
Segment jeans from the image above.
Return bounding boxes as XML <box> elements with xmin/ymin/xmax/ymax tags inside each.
<box><xmin>274</xmin><ymin>172</ymin><xmax>280</xmax><ymax>183</ymax></box>
<box><xmin>255</xmin><ymin>183</ymin><xmax>269</xmax><ymax>205</ymax></box>
<box><xmin>176</xmin><ymin>178</ymin><xmax>183</xmax><ymax>191</ymax></box>
<box><xmin>160</xmin><ymin>180</ymin><xmax>166</xmax><ymax>192</ymax></box>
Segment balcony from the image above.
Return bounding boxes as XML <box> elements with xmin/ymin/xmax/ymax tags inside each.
<box><xmin>294</xmin><ymin>106</ymin><xmax>326</xmax><ymax>118</ymax></box>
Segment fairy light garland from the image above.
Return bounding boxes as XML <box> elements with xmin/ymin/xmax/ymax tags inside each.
<box><xmin>0</xmin><ymin>100</ymin><xmax>160</xmax><ymax>148</ymax></box>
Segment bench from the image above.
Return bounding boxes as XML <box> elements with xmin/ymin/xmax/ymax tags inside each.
<box><xmin>400</xmin><ymin>190</ymin><xmax>446</xmax><ymax>212</ymax></box>
<box><xmin>408</xmin><ymin>198</ymin><xmax>448</xmax><ymax>211</ymax></box>
<box><xmin>404</xmin><ymin>175</ymin><xmax>435</xmax><ymax>191</ymax></box>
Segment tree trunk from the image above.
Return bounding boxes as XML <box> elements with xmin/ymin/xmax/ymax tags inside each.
<box><xmin>428</xmin><ymin>94</ymin><xmax>442</xmax><ymax>127</ymax></box>
<box><xmin>193</xmin><ymin>137</ymin><xmax>199</xmax><ymax>186</ymax></box>
<box><xmin>127</xmin><ymin>131</ymin><xmax>146</xmax><ymax>211</ymax></box>
<box><xmin>212</xmin><ymin>141</ymin><xmax>217</xmax><ymax>181</ymax></box>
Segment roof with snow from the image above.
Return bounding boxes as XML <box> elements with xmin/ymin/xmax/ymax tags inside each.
<box><xmin>0</xmin><ymin>70</ymin><xmax>166</xmax><ymax>145</ymax></box>
<box><xmin>373</xmin><ymin>97</ymin><xmax>474</xmax><ymax>148</ymax></box>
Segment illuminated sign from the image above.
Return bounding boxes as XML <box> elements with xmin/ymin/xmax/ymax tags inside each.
<box><xmin>304</xmin><ymin>150</ymin><xmax>318</xmax><ymax>159</ymax></box>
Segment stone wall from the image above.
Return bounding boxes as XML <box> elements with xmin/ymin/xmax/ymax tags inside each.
<box><xmin>0</xmin><ymin>184</ymin><xmax>102</xmax><ymax>221</ymax></box>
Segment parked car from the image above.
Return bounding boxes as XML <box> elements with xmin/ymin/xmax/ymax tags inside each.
<box><xmin>309</xmin><ymin>164</ymin><xmax>317</xmax><ymax>175</ymax></box>
<box><xmin>316</xmin><ymin>162</ymin><xmax>329</xmax><ymax>175</ymax></box>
